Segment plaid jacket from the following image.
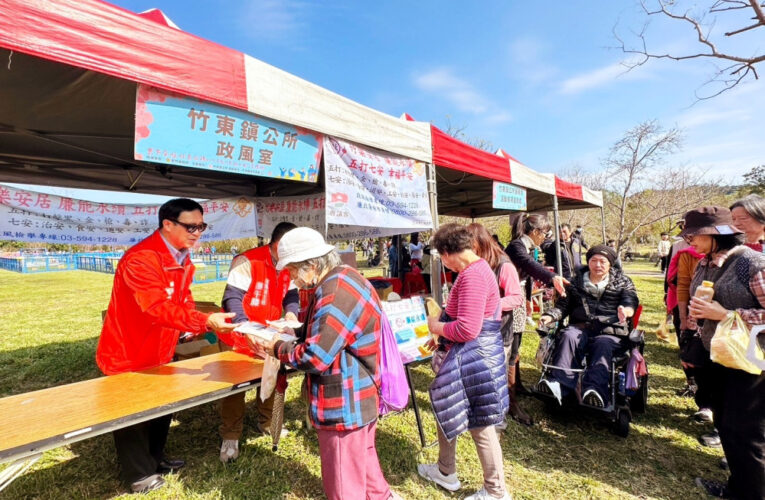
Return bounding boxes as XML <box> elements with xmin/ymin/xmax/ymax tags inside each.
<box><xmin>274</xmin><ymin>265</ymin><xmax>381</xmax><ymax>431</ymax></box>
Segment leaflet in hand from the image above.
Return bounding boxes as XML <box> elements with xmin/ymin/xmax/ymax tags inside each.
<box><xmin>267</xmin><ymin>318</ymin><xmax>303</xmax><ymax>330</ymax></box>
<box><xmin>235</xmin><ymin>321</ymin><xmax>296</xmax><ymax>343</ymax></box>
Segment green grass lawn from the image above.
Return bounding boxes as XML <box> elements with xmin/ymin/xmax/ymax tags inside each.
<box><xmin>0</xmin><ymin>265</ymin><xmax>723</xmax><ymax>499</ymax></box>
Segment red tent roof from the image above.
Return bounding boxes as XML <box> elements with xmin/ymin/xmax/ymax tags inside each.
<box><xmin>554</xmin><ymin>175</ymin><xmax>584</xmax><ymax>201</ymax></box>
<box><xmin>401</xmin><ymin>114</ymin><xmax>511</xmax><ymax>182</ymax></box>
<box><xmin>430</xmin><ymin>126</ymin><xmax>511</xmax><ymax>183</ymax></box>
<box><xmin>0</xmin><ymin>0</ymin><xmax>248</xmax><ymax>111</ymax></box>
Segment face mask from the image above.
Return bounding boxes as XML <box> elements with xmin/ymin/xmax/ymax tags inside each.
<box><xmin>294</xmin><ymin>267</ymin><xmax>318</xmax><ymax>290</ymax></box>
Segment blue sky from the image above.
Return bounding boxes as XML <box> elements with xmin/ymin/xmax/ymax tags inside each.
<box><xmin>18</xmin><ymin>0</ymin><xmax>760</xmax><ymax>202</ymax></box>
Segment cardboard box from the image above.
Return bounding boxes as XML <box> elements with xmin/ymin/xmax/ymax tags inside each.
<box><xmin>174</xmin><ymin>338</ymin><xmax>221</xmax><ymax>360</ymax></box>
<box><xmin>194</xmin><ymin>301</ymin><xmax>221</xmax><ymax>314</ymax></box>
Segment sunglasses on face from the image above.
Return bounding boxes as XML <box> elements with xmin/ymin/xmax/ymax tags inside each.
<box><xmin>170</xmin><ymin>219</ymin><xmax>208</xmax><ymax>234</ymax></box>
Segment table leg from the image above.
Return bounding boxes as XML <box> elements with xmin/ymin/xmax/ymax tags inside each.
<box><xmin>405</xmin><ymin>364</ymin><xmax>428</xmax><ymax>447</ymax></box>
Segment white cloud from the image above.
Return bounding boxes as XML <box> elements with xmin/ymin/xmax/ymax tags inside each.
<box><xmin>559</xmin><ymin>60</ymin><xmax>649</xmax><ymax>95</ymax></box>
<box><xmin>414</xmin><ymin>68</ymin><xmax>490</xmax><ymax>114</ymax></box>
<box><xmin>239</xmin><ymin>0</ymin><xmax>307</xmax><ymax>43</ymax></box>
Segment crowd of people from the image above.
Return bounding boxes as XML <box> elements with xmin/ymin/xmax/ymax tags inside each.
<box><xmin>95</xmin><ymin>194</ymin><xmax>764</xmax><ymax>499</ymax></box>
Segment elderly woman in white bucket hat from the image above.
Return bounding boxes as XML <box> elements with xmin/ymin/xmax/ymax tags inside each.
<box><xmin>249</xmin><ymin>227</ymin><xmax>400</xmax><ymax>500</ymax></box>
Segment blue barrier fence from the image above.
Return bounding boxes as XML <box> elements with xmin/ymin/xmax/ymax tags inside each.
<box><xmin>0</xmin><ymin>253</ymin><xmax>233</xmax><ymax>283</ymax></box>
<box><xmin>0</xmin><ymin>255</ymin><xmax>77</xmax><ymax>273</ymax></box>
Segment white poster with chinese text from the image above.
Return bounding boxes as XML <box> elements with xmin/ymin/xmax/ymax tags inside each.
<box><xmin>0</xmin><ymin>185</ymin><xmax>258</xmax><ymax>246</ymax></box>
<box><xmin>257</xmin><ymin>194</ymin><xmax>424</xmax><ymax>241</ymax></box>
<box><xmin>322</xmin><ymin>136</ymin><xmax>432</xmax><ymax>232</ymax></box>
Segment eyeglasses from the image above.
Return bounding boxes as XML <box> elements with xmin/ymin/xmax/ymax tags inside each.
<box><xmin>169</xmin><ymin>219</ymin><xmax>208</xmax><ymax>234</ymax></box>
<box><xmin>683</xmin><ymin>234</ymin><xmax>694</xmax><ymax>244</ymax></box>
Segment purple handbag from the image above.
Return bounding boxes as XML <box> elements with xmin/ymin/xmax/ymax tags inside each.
<box><xmin>377</xmin><ymin>311</ymin><xmax>410</xmax><ymax>414</ymax></box>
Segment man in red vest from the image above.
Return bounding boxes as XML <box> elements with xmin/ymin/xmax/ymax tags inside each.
<box><xmin>217</xmin><ymin>222</ymin><xmax>299</xmax><ymax>462</ymax></box>
<box><xmin>97</xmin><ymin>198</ymin><xmax>239</xmax><ymax>493</ymax></box>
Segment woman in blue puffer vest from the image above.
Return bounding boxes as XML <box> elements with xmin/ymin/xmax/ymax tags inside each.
<box><xmin>416</xmin><ymin>223</ymin><xmax>511</xmax><ymax>500</ymax></box>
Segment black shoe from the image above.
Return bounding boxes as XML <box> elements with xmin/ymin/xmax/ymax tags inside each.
<box><xmin>719</xmin><ymin>457</ymin><xmax>728</xmax><ymax>470</ymax></box>
<box><xmin>695</xmin><ymin>477</ymin><xmax>729</xmax><ymax>498</ymax></box>
<box><xmin>156</xmin><ymin>458</ymin><xmax>185</xmax><ymax>474</ymax></box>
<box><xmin>699</xmin><ymin>430</ymin><xmax>721</xmax><ymax>448</ymax></box>
<box><xmin>131</xmin><ymin>474</ymin><xmax>165</xmax><ymax>493</ymax></box>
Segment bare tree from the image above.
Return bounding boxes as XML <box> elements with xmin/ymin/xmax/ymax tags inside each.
<box><xmin>616</xmin><ymin>1</ymin><xmax>765</xmax><ymax>98</ymax></box>
<box><xmin>603</xmin><ymin>120</ymin><xmax>718</xmax><ymax>249</ymax></box>
<box><xmin>556</xmin><ymin>164</ymin><xmax>606</xmax><ymax>231</ymax></box>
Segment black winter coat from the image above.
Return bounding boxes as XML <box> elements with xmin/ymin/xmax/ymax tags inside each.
<box><xmin>542</xmin><ymin>239</ymin><xmax>574</xmax><ymax>279</ymax></box>
<box><xmin>545</xmin><ymin>266</ymin><xmax>639</xmax><ymax>333</ymax></box>
<box><xmin>504</xmin><ymin>239</ymin><xmax>556</xmax><ymax>285</ymax></box>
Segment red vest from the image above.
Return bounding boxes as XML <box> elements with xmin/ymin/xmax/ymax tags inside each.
<box><xmin>218</xmin><ymin>245</ymin><xmax>291</xmax><ymax>355</ymax></box>
<box><xmin>97</xmin><ymin>231</ymin><xmax>209</xmax><ymax>375</ymax></box>
<box><xmin>241</xmin><ymin>245</ymin><xmax>291</xmax><ymax>323</ymax></box>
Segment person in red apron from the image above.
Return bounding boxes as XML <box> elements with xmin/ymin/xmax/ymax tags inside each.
<box><xmin>216</xmin><ymin>222</ymin><xmax>299</xmax><ymax>463</ymax></box>
<box><xmin>97</xmin><ymin>198</ymin><xmax>239</xmax><ymax>494</ymax></box>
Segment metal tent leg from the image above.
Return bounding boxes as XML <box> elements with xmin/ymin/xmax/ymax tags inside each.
<box><xmin>0</xmin><ymin>453</ymin><xmax>41</xmax><ymax>492</ymax></box>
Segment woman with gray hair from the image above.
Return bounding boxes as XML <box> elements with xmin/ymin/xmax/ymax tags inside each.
<box><xmin>248</xmin><ymin>227</ymin><xmax>400</xmax><ymax>500</ymax></box>
<box><xmin>731</xmin><ymin>194</ymin><xmax>765</xmax><ymax>252</ymax></box>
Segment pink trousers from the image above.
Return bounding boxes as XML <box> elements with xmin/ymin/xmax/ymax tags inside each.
<box><xmin>316</xmin><ymin>420</ymin><xmax>391</xmax><ymax>500</ymax></box>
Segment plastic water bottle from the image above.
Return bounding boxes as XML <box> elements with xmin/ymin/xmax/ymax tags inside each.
<box><xmin>618</xmin><ymin>372</ymin><xmax>626</xmax><ymax>395</ymax></box>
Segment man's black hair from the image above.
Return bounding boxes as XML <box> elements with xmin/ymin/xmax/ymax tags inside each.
<box><xmin>158</xmin><ymin>198</ymin><xmax>204</xmax><ymax>229</ymax></box>
<box><xmin>270</xmin><ymin>222</ymin><xmax>297</xmax><ymax>243</ymax></box>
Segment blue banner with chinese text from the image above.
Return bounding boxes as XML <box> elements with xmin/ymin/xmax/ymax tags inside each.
<box><xmin>135</xmin><ymin>85</ymin><xmax>322</xmax><ymax>183</ymax></box>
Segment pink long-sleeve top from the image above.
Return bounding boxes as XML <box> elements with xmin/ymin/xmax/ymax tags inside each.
<box><xmin>497</xmin><ymin>261</ymin><xmax>524</xmax><ymax>312</ymax></box>
<box><xmin>443</xmin><ymin>258</ymin><xmax>500</xmax><ymax>343</ymax></box>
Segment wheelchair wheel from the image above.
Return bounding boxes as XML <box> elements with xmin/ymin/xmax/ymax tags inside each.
<box><xmin>630</xmin><ymin>375</ymin><xmax>648</xmax><ymax>414</ymax></box>
<box><xmin>614</xmin><ymin>408</ymin><xmax>631</xmax><ymax>438</ymax></box>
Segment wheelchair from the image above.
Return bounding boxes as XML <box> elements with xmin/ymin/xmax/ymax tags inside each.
<box><xmin>531</xmin><ymin>305</ymin><xmax>648</xmax><ymax>437</ymax></box>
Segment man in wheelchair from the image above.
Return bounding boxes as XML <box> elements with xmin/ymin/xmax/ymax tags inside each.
<box><xmin>536</xmin><ymin>244</ymin><xmax>639</xmax><ymax>408</ymax></box>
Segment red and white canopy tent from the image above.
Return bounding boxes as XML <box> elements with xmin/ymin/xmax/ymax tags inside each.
<box><xmin>0</xmin><ymin>0</ymin><xmax>433</xmax><ymax>202</ymax></box>
<box><xmin>401</xmin><ymin>116</ymin><xmax>604</xmax><ymax>277</ymax></box>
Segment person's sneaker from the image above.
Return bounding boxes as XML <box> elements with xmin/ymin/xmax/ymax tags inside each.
<box><xmin>693</xmin><ymin>408</ymin><xmax>713</xmax><ymax>423</ymax></box>
<box><xmin>220</xmin><ymin>439</ymin><xmax>239</xmax><ymax>463</ymax></box>
<box><xmin>130</xmin><ymin>474</ymin><xmax>165</xmax><ymax>494</ymax></box>
<box><xmin>582</xmin><ymin>389</ymin><xmax>605</xmax><ymax>408</ymax></box>
<box><xmin>464</xmin><ymin>487</ymin><xmax>512</xmax><ymax>499</ymax></box>
<box><xmin>695</xmin><ymin>477</ymin><xmax>730</xmax><ymax>498</ymax></box>
<box><xmin>537</xmin><ymin>379</ymin><xmax>562</xmax><ymax>405</ymax></box>
<box><xmin>699</xmin><ymin>430</ymin><xmax>722</xmax><ymax>448</ymax></box>
<box><xmin>417</xmin><ymin>463</ymin><xmax>461</xmax><ymax>492</ymax></box>
<box><xmin>719</xmin><ymin>457</ymin><xmax>729</xmax><ymax>470</ymax></box>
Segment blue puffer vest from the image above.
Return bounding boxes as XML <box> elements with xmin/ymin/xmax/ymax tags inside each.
<box><xmin>429</xmin><ymin>317</ymin><xmax>509</xmax><ymax>441</ymax></box>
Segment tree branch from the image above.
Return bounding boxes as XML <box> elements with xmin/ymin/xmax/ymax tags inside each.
<box><xmin>615</xmin><ymin>0</ymin><xmax>765</xmax><ymax>97</ymax></box>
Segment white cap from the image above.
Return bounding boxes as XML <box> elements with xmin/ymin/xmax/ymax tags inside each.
<box><xmin>276</xmin><ymin>227</ymin><xmax>335</xmax><ymax>270</ymax></box>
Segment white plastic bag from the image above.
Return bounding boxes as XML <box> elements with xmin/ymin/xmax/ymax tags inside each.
<box><xmin>259</xmin><ymin>354</ymin><xmax>281</xmax><ymax>402</ymax></box>
<box><xmin>710</xmin><ymin>312</ymin><xmax>762</xmax><ymax>375</ymax></box>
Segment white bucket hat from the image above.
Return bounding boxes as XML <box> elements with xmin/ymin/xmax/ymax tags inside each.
<box><xmin>276</xmin><ymin>227</ymin><xmax>335</xmax><ymax>270</ymax></box>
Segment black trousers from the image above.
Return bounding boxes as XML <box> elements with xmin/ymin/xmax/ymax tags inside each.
<box><xmin>548</xmin><ymin>326</ymin><xmax>627</xmax><ymax>404</ymax></box>
<box><xmin>709</xmin><ymin>363</ymin><xmax>765</xmax><ymax>500</ymax></box>
<box><xmin>112</xmin><ymin>414</ymin><xmax>172</xmax><ymax>484</ymax></box>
